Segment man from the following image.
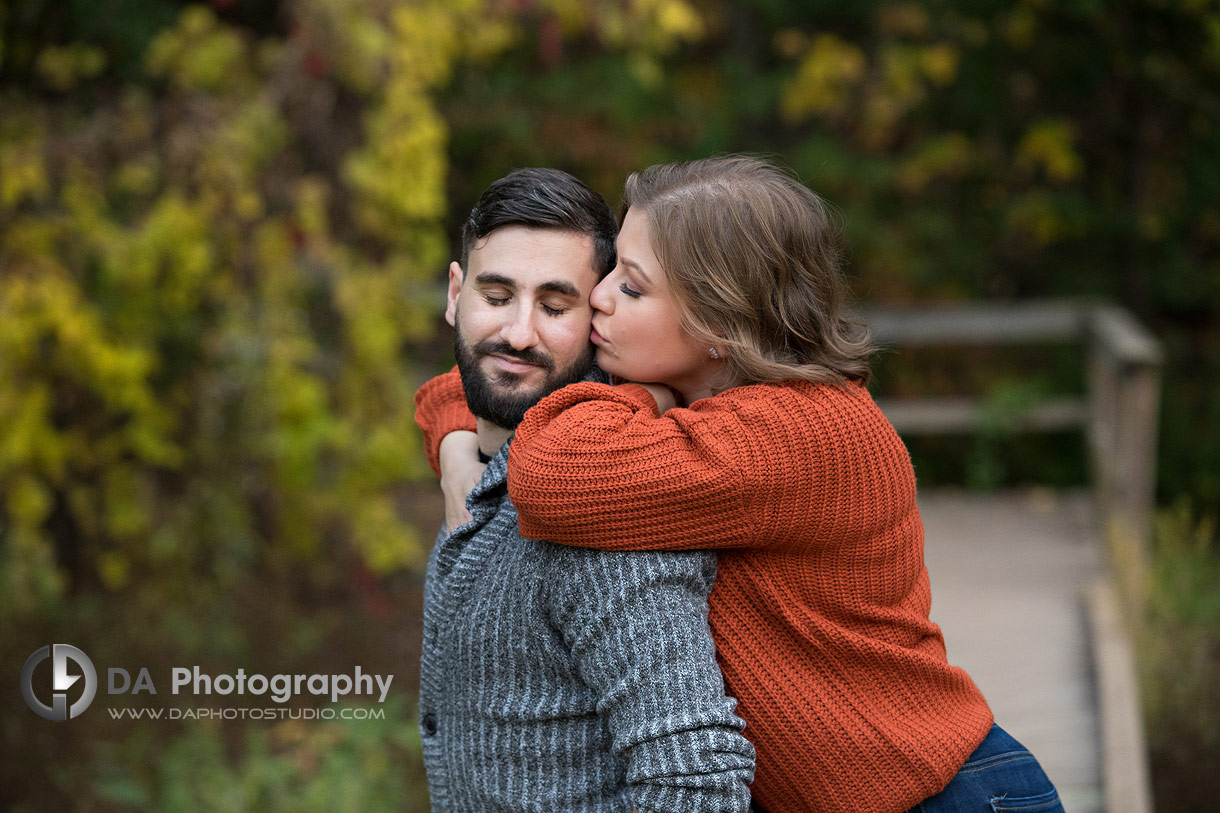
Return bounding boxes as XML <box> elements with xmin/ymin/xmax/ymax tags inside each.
<box><xmin>413</xmin><ymin>168</ymin><xmax>754</xmax><ymax>812</ymax></box>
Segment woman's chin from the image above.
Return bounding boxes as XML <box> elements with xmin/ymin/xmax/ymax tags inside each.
<box><xmin>595</xmin><ymin>352</ymin><xmax>654</xmax><ymax>387</ymax></box>
<box><xmin>594</xmin><ymin>350</ymin><xmax>621</xmax><ymax>377</ymax></box>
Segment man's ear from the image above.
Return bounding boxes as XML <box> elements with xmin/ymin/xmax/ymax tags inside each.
<box><xmin>444</xmin><ymin>261</ymin><xmax>463</xmax><ymax>327</ymax></box>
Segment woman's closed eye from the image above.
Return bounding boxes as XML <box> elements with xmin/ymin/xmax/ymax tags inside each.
<box><xmin>619</xmin><ymin>281</ymin><xmax>642</xmax><ymax>299</ymax></box>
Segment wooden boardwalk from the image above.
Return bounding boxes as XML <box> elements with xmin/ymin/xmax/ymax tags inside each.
<box><xmin>920</xmin><ymin>489</ymin><xmax>1106</xmax><ymax>813</ymax></box>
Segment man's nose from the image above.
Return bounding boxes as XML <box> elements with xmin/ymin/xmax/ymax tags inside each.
<box><xmin>500</xmin><ymin>305</ymin><xmax>539</xmax><ymax>349</ymax></box>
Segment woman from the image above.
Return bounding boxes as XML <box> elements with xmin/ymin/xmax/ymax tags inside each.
<box><xmin>416</xmin><ymin>155</ymin><xmax>1063</xmax><ymax>813</ymax></box>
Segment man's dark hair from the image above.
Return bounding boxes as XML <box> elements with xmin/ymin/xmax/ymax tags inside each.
<box><xmin>459</xmin><ymin>168</ymin><xmax>617</xmax><ymax>277</ymax></box>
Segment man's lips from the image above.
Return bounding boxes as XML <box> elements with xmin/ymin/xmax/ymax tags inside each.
<box><xmin>486</xmin><ymin>353</ymin><xmax>543</xmax><ymax>374</ymax></box>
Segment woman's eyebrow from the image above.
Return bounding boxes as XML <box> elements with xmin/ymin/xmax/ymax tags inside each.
<box><xmin>619</xmin><ymin>257</ymin><xmax>651</xmax><ymax>284</ymax></box>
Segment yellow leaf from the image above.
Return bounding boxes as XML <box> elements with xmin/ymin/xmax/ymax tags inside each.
<box><xmin>98</xmin><ymin>551</ymin><xmax>132</xmax><ymax>591</ymax></box>
<box><xmin>920</xmin><ymin>44</ymin><xmax>959</xmax><ymax>86</ymax></box>
<box><xmin>780</xmin><ymin>35</ymin><xmax>867</xmax><ymax>121</ymax></box>
<box><xmin>6</xmin><ymin>474</ymin><xmax>53</xmax><ymax>527</ymax></box>
<box><xmin>878</xmin><ymin>3</ymin><xmax>930</xmax><ymax>37</ymax></box>
<box><xmin>897</xmin><ymin>133</ymin><xmax>974</xmax><ymax>193</ymax></box>
<box><xmin>35</xmin><ymin>44</ymin><xmax>107</xmax><ymax>91</ymax></box>
<box><xmin>0</xmin><ymin>138</ymin><xmax>49</xmax><ymax>210</ymax></box>
<box><xmin>1016</xmin><ymin>120</ymin><xmax>1083</xmax><ymax>183</ymax></box>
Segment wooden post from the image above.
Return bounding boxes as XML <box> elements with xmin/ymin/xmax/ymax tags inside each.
<box><xmin>1086</xmin><ymin>326</ymin><xmax>1120</xmax><ymax>528</ymax></box>
<box><xmin>1087</xmin><ymin>306</ymin><xmax>1163</xmax><ymax>625</ymax></box>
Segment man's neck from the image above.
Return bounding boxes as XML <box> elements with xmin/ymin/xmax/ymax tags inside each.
<box><xmin>476</xmin><ymin>418</ymin><xmax>513</xmax><ymax>460</ymax></box>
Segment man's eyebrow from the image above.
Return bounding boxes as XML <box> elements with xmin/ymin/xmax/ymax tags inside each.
<box><xmin>473</xmin><ymin>272</ymin><xmax>517</xmax><ymax>289</ymax></box>
<box><xmin>536</xmin><ymin>280</ymin><xmax>581</xmax><ymax>298</ymax></box>
<box><xmin>474</xmin><ymin>272</ymin><xmax>581</xmax><ymax>299</ymax></box>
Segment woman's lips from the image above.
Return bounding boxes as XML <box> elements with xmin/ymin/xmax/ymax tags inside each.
<box><xmin>590</xmin><ymin>325</ymin><xmax>606</xmax><ymax>346</ymax></box>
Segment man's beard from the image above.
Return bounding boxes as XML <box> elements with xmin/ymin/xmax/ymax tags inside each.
<box><xmin>453</xmin><ymin>322</ymin><xmax>595</xmax><ymax>430</ymax></box>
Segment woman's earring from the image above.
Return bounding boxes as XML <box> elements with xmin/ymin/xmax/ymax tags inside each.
<box><xmin>708</xmin><ymin>347</ymin><xmax>720</xmax><ymax>359</ymax></box>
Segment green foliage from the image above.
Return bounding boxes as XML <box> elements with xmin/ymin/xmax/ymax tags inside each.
<box><xmin>440</xmin><ymin>0</ymin><xmax>720</xmax><ymax>204</ymax></box>
<box><xmin>0</xmin><ymin>533</ymin><xmax>428</xmax><ymax>810</ymax></box>
<box><xmin>0</xmin><ymin>1</ymin><xmax>533</xmax><ymax>612</ymax></box>
<box><xmin>966</xmin><ymin>379</ymin><xmax>1057</xmax><ymax>491</ymax></box>
<box><xmin>1</xmin><ymin>1</ymin><xmax>715</xmax><ymax>802</ymax></box>
<box><xmin>433</xmin><ymin>0</ymin><xmax>1220</xmax><ymax>511</ymax></box>
<box><xmin>89</xmin><ymin>699</ymin><xmax>426</xmax><ymax>812</ymax></box>
<box><xmin>867</xmin><ymin>341</ymin><xmax>1089</xmax><ymax>490</ymax></box>
<box><xmin>769</xmin><ymin>0</ymin><xmax>1220</xmax><ymax>508</ymax></box>
<box><xmin>1140</xmin><ymin>501</ymin><xmax>1220</xmax><ymax>812</ymax></box>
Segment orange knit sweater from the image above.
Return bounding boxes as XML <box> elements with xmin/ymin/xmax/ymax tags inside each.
<box><xmin>413</xmin><ymin>368</ymin><xmax>994</xmax><ymax>813</ymax></box>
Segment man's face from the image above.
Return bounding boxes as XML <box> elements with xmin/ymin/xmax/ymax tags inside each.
<box><xmin>445</xmin><ymin>225</ymin><xmax>599</xmax><ymax>429</ymax></box>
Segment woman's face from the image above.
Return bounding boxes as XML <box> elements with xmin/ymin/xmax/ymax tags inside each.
<box><xmin>589</xmin><ymin>207</ymin><xmax>720</xmax><ymax>403</ymax></box>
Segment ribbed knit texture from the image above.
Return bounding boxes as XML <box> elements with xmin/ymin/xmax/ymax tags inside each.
<box><xmin>414</xmin><ymin>371</ymin><xmax>477</xmax><ymax>477</ymax></box>
<box><xmin>415</xmin><ymin>369</ymin><xmax>995</xmax><ymax>813</ymax></box>
<box><xmin>416</xmin><ymin>441</ymin><xmax>756</xmax><ymax>812</ymax></box>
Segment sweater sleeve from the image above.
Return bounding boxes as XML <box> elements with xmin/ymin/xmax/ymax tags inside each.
<box><xmin>508</xmin><ymin>379</ymin><xmax>917</xmax><ymax>552</ymax></box>
<box><xmin>412</xmin><ymin>366</ymin><xmax>477</xmax><ymax>478</ymax></box>
<box><xmin>547</xmin><ymin>546</ymin><xmax>755</xmax><ymax>811</ymax></box>
<box><xmin>507</xmin><ymin>381</ymin><xmax>758</xmax><ymax>550</ymax></box>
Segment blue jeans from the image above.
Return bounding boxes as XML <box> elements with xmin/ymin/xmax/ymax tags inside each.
<box><xmin>909</xmin><ymin>724</ymin><xmax>1064</xmax><ymax>812</ymax></box>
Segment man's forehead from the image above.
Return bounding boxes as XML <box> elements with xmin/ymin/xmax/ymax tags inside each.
<box><xmin>466</xmin><ymin>226</ymin><xmax>598</xmax><ymax>292</ymax></box>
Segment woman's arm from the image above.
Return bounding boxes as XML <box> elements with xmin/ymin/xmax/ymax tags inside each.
<box><xmin>507</xmin><ymin>381</ymin><xmax>758</xmax><ymax>550</ymax></box>
<box><xmin>508</xmin><ymin>379</ymin><xmax>918</xmax><ymax>554</ymax></box>
<box><xmin>438</xmin><ymin>432</ymin><xmax>484</xmax><ymax>531</ymax></box>
<box><xmin>412</xmin><ymin>366</ymin><xmax>477</xmax><ymax>478</ymax></box>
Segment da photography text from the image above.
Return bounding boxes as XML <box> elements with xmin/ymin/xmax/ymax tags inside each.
<box><xmin>115</xmin><ymin>665</ymin><xmax>394</xmax><ymax>704</ymax></box>
<box><xmin>21</xmin><ymin>643</ymin><xmax>395</xmax><ymax>722</ymax></box>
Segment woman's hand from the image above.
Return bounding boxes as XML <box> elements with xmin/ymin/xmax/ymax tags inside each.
<box><xmin>438</xmin><ymin>431</ymin><xmax>485</xmax><ymax>531</ymax></box>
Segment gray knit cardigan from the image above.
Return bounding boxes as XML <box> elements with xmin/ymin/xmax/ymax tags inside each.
<box><xmin>418</xmin><ymin>443</ymin><xmax>755</xmax><ymax>811</ymax></box>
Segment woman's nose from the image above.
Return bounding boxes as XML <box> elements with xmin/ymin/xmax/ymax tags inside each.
<box><xmin>590</xmin><ymin>273</ymin><xmax>614</xmax><ymax>314</ymax></box>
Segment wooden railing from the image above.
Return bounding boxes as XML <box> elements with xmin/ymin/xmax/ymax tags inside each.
<box><xmin>861</xmin><ymin>299</ymin><xmax>1162</xmax><ymax>813</ymax></box>
<box><xmin>862</xmin><ymin>299</ymin><xmax>1163</xmax><ymax>558</ymax></box>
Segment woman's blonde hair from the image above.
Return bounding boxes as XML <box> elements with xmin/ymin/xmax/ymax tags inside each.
<box><xmin>622</xmin><ymin>154</ymin><xmax>873</xmax><ymax>386</ymax></box>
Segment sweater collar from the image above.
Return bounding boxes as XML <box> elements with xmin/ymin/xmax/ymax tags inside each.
<box><xmin>466</xmin><ymin>439</ymin><xmax>511</xmax><ymax>507</ymax></box>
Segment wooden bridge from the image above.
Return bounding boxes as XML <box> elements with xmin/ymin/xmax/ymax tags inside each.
<box><xmin>865</xmin><ymin>301</ymin><xmax>1162</xmax><ymax>813</ymax></box>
